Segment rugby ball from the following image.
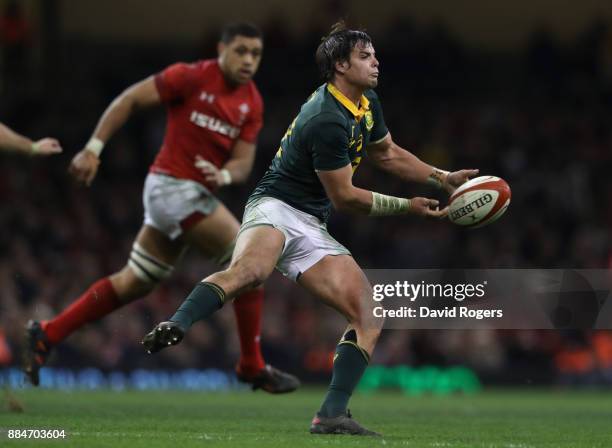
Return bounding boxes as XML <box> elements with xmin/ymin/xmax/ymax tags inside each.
<box><xmin>448</xmin><ymin>176</ymin><xmax>511</xmax><ymax>228</ymax></box>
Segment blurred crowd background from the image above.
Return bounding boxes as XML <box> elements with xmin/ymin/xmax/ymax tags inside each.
<box><xmin>1</xmin><ymin>0</ymin><xmax>612</xmax><ymax>387</ymax></box>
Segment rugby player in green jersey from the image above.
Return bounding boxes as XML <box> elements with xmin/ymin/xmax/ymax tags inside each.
<box><xmin>143</xmin><ymin>21</ymin><xmax>478</xmax><ymax>436</ymax></box>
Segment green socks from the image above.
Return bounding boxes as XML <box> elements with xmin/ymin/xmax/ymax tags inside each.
<box><xmin>170</xmin><ymin>282</ymin><xmax>225</xmax><ymax>331</ymax></box>
<box><xmin>319</xmin><ymin>330</ymin><xmax>370</xmax><ymax>418</ymax></box>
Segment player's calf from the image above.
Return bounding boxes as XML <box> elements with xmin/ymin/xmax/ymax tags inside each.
<box><xmin>109</xmin><ymin>266</ymin><xmax>156</xmax><ymax>303</ymax></box>
<box><xmin>337</xmin><ymin>287</ymin><xmax>383</xmax><ymax>355</ymax></box>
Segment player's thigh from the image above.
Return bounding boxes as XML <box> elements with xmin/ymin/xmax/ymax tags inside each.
<box><xmin>181</xmin><ymin>202</ymin><xmax>240</xmax><ymax>262</ymax></box>
<box><xmin>208</xmin><ymin>225</ymin><xmax>284</xmax><ymax>296</ymax></box>
<box><xmin>136</xmin><ymin>225</ymin><xmax>186</xmax><ymax>265</ymax></box>
<box><xmin>298</xmin><ymin>254</ymin><xmax>379</xmax><ymax>328</ymax></box>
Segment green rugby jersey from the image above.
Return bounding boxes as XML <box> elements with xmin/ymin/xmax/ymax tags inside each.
<box><xmin>249</xmin><ymin>83</ymin><xmax>388</xmax><ymax>222</ymax></box>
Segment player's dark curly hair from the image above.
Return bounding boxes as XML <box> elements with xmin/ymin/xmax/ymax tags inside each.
<box><xmin>221</xmin><ymin>22</ymin><xmax>263</xmax><ymax>44</ymax></box>
<box><xmin>315</xmin><ymin>21</ymin><xmax>372</xmax><ymax>81</ymax></box>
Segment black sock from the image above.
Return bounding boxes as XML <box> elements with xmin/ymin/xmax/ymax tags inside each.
<box><xmin>319</xmin><ymin>331</ymin><xmax>370</xmax><ymax>418</ymax></box>
<box><xmin>170</xmin><ymin>282</ymin><xmax>225</xmax><ymax>331</ymax></box>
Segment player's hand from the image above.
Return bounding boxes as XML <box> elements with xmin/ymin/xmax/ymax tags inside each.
<box><xmin>32</xmin><ymin>138</ymin><xmax>63</xmax><ymax>156</ymax></box>
<box><xmin>443</xmin><ymin>169</ymin><xmax>479</xmax><ymax>194</ymax></box>
<box><xmin>69</xmin><ymin>149</ymin><xmax>100</xmax><ymax>186</ymax></box>
<box><xmin>195</xmin><ymin>156</ymin><xmax>228</xmax><ymax>188</ymax></box>
<box><xmin>410</xmin><ymin>197</ymin><xmax>448</xmax><ymax>219</ymax></box>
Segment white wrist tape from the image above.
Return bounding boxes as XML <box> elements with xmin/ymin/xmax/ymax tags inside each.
<box><xmin>30</xmin><ymin>142</ymin><xmax>40</xmax><ymax>154</ymax></box>
<box><xmin>369</xmin><ymin>192</ymin><xmax>411</xmax><ymax>216</ymax></box>
<box><xmin>427</xmin><ymin>168</ymin><xmax>450</xmax><ymax>189</ymax></box>
<box><xmin>219</xmin><ymin>169</ymin><xmax>232</xmax><ymax>186</ymax></box>
<box><xmin>85</xmin><ymin>137</ymin><xmax>105</xmax><ymax>157</ymax></box>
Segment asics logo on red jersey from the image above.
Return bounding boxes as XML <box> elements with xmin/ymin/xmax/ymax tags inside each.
<box><xmin>190</xmin><ymin>111</ymin><xmax>240</xmax><ymax>139</ymax></box>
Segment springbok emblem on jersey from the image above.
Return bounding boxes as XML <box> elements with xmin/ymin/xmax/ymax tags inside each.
<box><xmin>364</xmin><ymin>110</ymin><xmax>374</xmax><ymax>132</ymax></box>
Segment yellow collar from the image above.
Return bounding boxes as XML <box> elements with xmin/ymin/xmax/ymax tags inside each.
<box><xmin>327</xmin><ymin>83</ymin><xmax>370</xmax><ymax>120</ymax></box>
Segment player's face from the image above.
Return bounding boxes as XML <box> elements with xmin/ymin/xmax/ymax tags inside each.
<box><xmin>218</xmin><ymin>36</ymin><xmax>263</xmax><ymax>85</ymax></box>
<box><xmin>342</xmin><ymin>42</ymin><xmax>379</xmax><ymax>89</ymax></box>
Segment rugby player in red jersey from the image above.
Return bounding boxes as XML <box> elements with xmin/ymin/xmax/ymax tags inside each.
<box><xmin>23</xmin><ymin>23</ymin><xmax>299</xmax><ymax>393</ymax></box>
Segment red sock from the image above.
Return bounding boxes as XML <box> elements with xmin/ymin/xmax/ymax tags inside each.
<box><xmin>233</xmin><ymin>288</ymin><xmax>266</xmax><ymax>376</ymax></box>
<box><xmin>42</xmin><ymin>277</ymin><xmax>121</xmax><ymax>345</ymax></box>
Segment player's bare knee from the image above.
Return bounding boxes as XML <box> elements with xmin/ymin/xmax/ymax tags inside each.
<box><xmin>239</xmin><ymin>265</ymin><xmax>267</xmax><ymax>288</ymax></box>
<box><xmin>227</xmin><ymin>261</ymin><xmax>268</xmax><ymax>289</ymax></box>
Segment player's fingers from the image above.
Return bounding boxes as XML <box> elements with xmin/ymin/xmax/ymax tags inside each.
<box><xmin>68</xmin><ymin>165</ymin><xmax>83</xmax><ymax>181</ymax></box>
<box><xmin>428</xmin><ymin>206</ymin><xmax>449</xmax><ymax>218</ymax></box>
<box><xmin>197</xmin><ymin>160</ymin><xmax>215</xmax><ymax>170</ymax></box>
<box><xmin>426</xmin><ymin>199</ymin><xmax>439</xmax><ymax>208</ymax></box>
<box><xmin>44</xmin><ymin>138</ymin><xmax>60</xmax><ymax>146</ymax></box>
<box><xmin>43</xmin><ymin>144</ymin><xmax>62</xmax><ymax>154</ymax></box>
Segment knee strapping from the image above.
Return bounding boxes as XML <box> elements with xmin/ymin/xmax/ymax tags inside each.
<box><xmin>128</xmin><ymin>242</ymin><xmax>174</xmax><ymax>284</ymax></box>
<box><xmin>338</xmin><ymin>329</ymin><xmax>370</xmax><ymax>363</ymax></box>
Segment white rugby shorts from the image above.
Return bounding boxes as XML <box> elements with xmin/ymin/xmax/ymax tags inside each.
<box><xmin>143</xmin><ymin>173</ymin><xmax>219</xmax><ymax>240</ymax></box>
<box><xmin>239</xmin><ymin>196</ymin><xmax>351</xmax><ymax>281</ymax></box>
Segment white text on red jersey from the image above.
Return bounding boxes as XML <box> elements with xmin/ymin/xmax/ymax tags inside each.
<box><xmin>190</xmin><ymin>111</ymin><xmax>240</xmax><ymax>139</ymax></box>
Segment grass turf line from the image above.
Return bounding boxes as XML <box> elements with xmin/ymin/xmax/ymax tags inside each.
<box><xmin>1</xmin><ymin>388</ymin><xmax>611</xmax><ymax>447</ymax></box>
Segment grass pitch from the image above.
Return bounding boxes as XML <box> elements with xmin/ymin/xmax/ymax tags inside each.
<box><xmin>1</xmin><ymin>388</ymin><xmax>611</xmax><ymax>447</ymax></box>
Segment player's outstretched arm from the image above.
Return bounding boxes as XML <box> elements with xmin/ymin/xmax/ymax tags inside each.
<box><xmin>366</xmin><ymin>133</ymin><xmax>478</xmax><ymax>194</ymax></box>
<box><xmin>0</xmin><ymin>122</ymin><xmax>62</xmax><ymax>156</ymax></box>
<box><xmin>195</xmin><ymin>139</ymin><xmax>256</xmax><ymax>188</ymax></box>
<box><xmin>69</xmin><ymin>77</ymin><xmax>161</xmax><ymax>186</ymax></box>
<box><xmin>317</xmin><ymin>164</ymin><xmax>447</xmax><ymax>218</ymax></box>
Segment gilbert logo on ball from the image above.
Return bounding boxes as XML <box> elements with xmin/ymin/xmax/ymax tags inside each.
<box><xmin>448</xmin><ymin>176</ymin><xmax>511</xmax><ymax>228</ymax></box>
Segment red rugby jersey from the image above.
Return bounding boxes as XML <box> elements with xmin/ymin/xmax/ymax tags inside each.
<box><xmin>150</xmin><ymin>59</ymin><xmax>263</xmax><ymax>188</ymax></box>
